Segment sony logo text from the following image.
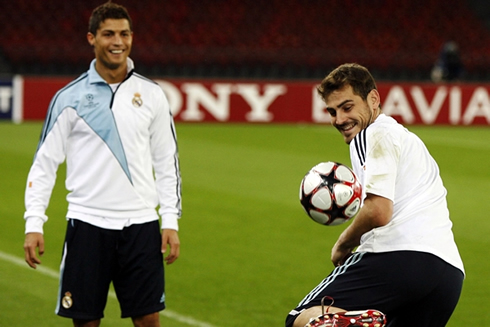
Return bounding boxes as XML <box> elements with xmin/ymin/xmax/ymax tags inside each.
<box><xmin>156</xmin><ymin>81</ymin><xmax>490</xmax><ymax>125</ymax></box>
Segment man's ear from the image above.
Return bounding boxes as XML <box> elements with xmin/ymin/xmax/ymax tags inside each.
<box><xmin>369</xmin><ymin>89</ymin><xmax>381</xmax><ymax>109</ymax></box>
<box><xmin>87</xmin><ymin>32</ymin><xmax>95</xmax><ymax>47</ymax></box>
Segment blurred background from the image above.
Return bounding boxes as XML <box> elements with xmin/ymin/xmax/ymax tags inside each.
<box><xmin>2</xmin><ymin>0</ymin><xmax>490</xmax><ymax>81</ymax></box>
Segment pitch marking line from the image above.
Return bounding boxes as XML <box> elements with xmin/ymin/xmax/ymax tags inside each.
<box><xmin>0</xmin><ymin>250</ymin><xmax>217</xmax><ymax>327</ymax></box>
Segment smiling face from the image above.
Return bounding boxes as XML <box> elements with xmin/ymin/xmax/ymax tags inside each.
<box><xmin>87</xmin><ymin>18</ymin><xmax>133</xmax><ymax>83</ymax></box>
<box><xmin>325</xmin><ymin>85</ymin><xmax>380</xmax><ymax>144</ymax></box>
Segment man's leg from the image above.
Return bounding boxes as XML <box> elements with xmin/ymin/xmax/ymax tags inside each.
<box><xmin>286</xmin><ymin>251</ymin><xmax>462</xmax><ymax>327</ymax></box>
<box><xmin>73</xmin><ymin>319</ymin><xmax>101</xmax><ymax>327</ymax></box>
<box><xmin>286</xmin><ymin>252</ymin><xmax>377</xmax><ymax>327</ymax></box>
<box><xmin>387</xmin><ymin>263</ymin><xmax>463</xmax><ymax>327</ymax></box>
<box><xmin>293</xmin><ymin>306</ymin><xmax>344</xmax><ymax>327</ymax></box>
<box><xmin>132</xmin><ymin>312</ymin><xmax>160</xmax><ymax>327</ymax></box>
<box><xmin>116</xmin><ymin>222</ymin><xmax>165</xmax><ymax>321</ymax></box>
<box><xmin>57</xmin><ymin>220</ymin><xmax>116</xmax><ymax>322</ymax></box>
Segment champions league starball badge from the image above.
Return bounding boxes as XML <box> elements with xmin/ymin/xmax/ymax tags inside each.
<box><xmin>132</xmin><ymin>92</ymin><xmax>143</xmax><ymax>107</ymax></box>
<box><xmin>62</xmin><ymin>292</ymin><xmax>73</xmax><ymax>309</ymax></box>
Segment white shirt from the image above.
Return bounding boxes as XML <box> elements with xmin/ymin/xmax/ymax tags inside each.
<box><xmin>24</xmin><ymin>58</ymin><xmax>182</xmax><ymax>233</ymax></box>
<box><xmin>350</xmin><ymin>114</ymin><xmax>464</xmax><ymax>274</ymax></box>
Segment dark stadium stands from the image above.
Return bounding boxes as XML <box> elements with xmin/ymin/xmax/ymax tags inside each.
<box><xmin>1</xmin><ymin>0</ymin><xmax>490</xmax><ymax>80</ymax></box>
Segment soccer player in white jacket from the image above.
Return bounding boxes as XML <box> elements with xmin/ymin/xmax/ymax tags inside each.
<box><xmin>23</xmin><ymin>3</ymin><xmax>181</xmax><ymax>327</ymax></box>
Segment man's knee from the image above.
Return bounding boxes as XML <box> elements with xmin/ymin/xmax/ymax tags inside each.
<box><xmin>73</xmin><ymin>319</ymin><xmax>101</xmax><ymax>327</ymax></box>
<box><xmin>132</xmin><ymin>312</ymin><xmax>160</xmax><ymax>327</ymax></box>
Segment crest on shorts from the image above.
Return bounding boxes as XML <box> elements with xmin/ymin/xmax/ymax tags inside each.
<box><xmin>132</xmin><ymin>92</ymin><xmax>143</xmax><ymax>108</ymax></box>
<box><xmin>62</xmin><ymin>291</ymin><xmax>73</xmax><ymax>309</ymax></box>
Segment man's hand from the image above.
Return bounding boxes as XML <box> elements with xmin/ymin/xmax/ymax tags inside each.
<box><xmin>331</xmin><ymin>194</ymin><xmax>393</xmax><ymax>267</ymax></box>
<box><xmin>161</xmin><ymin>229</ymin><xmax>180</xmax><ymax>264</ymax></box>
<box><xmin>24</xmin><ymin>232</ymin><xmax>44</xmax><ymax>269</ymax></box>
<box><xmin>331</xmin><ymin>237</ymin><xmax>354</xmax><ymax>267</ymax></box>
<box><xmin>331</xmin><ymin>226</ymin><xmax>356</xmax><ymax>267</ymax></box>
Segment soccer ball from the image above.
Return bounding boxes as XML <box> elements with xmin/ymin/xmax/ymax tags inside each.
<box><xmin>299</xmin><ymin>162</ymin><xmax>362</xmax><ymax>226</ymax></box>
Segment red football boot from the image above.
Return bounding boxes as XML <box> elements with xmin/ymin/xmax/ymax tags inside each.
<box><xmin>305</xmin><ymin>310</ymin><xmax>386</xmax><ymax>327</ymax></box>
<box><xmin>330</xmin><ymin>310</ymin><xmax>386</xmax><ymax>327</ymax></box>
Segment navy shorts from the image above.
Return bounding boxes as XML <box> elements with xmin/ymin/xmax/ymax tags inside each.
<box><xmin>286</xmin><ymin>251</ymin><xmax>463</xmax><ymax>327</ymax></box>
<box><xmin>56</xmin><ymin>219</ymin><xmax>165</xmax><ymax>320</ymax></box>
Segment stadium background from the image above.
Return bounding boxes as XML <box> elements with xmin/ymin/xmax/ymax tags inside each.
<box><xmin>1</xmin><ymin>1</ymin><xmax>490</xmax><ymax>326</ymax></box>
<box><xmin>2</xmin><ymin>0</ymin><xmax>490</xmax><ymax>81</ymax></box>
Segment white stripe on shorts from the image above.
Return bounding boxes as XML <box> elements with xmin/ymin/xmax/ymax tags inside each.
<box><xmin>55</xmin><ymin>242</ymin><xmax>69</xmax><ymax>315</ymax></box>
<box><xmin>297</xmin><ymin>252</ymin><xmax>366</xmax><ymax>307</ymax></box>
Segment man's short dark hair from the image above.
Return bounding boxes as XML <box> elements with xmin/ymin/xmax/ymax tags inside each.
<box><xmin>88</xmin><ymin>2</ymin><xmax>133</xmax><ymax>35</ymax></box>
<box><xmin>317</xmin><ymin>63</ymin><xmax>377</xmax><ymax>103</ymax></box>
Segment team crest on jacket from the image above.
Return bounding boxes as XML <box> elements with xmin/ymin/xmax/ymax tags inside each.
<box><xmin>132</xmin><ymin>93</ymin><xmax>143</xmax><ymax>107</ymax></box>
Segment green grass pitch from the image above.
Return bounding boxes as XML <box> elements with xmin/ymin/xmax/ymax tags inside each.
<box><xmin>0</xmin><ymin>121</ymin><xmax>489</xmax><ymax>326</ymax></box>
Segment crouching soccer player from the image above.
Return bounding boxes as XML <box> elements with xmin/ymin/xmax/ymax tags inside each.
<box><xmin>286</xmin><ymin>63</ymin><xmax>464</xmax><ymax>327</ymax></box>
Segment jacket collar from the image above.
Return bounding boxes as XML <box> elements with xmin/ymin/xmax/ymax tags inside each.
<box><xmin>88</xmin><ymin>57</ymin><xmax>134</xmax><ymax>85</ymax></box>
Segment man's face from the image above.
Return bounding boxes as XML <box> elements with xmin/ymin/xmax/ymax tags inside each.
<box><xmin>87</xmin><ymin>18</ymin><xmax>133</xmax><ymax>71</ymax></box>
<box><xmin>325</xmin><ymin>85</ymin><xmax>379</xmax><ymax>144</ymax></box>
